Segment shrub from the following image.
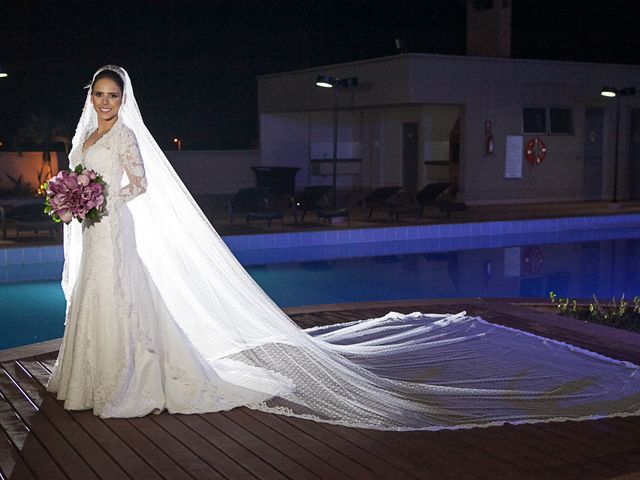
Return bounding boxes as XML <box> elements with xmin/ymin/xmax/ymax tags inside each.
<box><xmin>549</xmin><ymin>292</ymin><xmax>640</xmax><ymax>333</ymax></box>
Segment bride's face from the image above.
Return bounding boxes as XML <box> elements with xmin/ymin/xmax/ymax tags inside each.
<box><xmin>91</xmin><ymin>77</ymin><xmax>123</xmax><ymax>122</ymax></box>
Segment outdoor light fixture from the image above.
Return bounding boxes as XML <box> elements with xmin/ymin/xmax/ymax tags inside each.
<box><xmin>0</xmin><ymin>64</ymin><xmax>7</xmax><ymax>78</ymax></box>
<box><xmin>601</xmin><ymin>86</ymin><xmax>637</xmax><ymax>98</ymax></box>
<box><xmin>315</xmin><ymin>75</ymin><xmax>334</xmax><ymax>88</ymax></box>
<box><xmin>314</xmin><ymin>74</ymin><xmax>359</xmax><ymax>206</ymax></box>
<box><xmin>601</xmin><ymin>85</ymin><xmax>637</xmax><ymax>203</ymax></box>
<box><xmin>601</xmin><ymin>87</ymin><xmax>617</xmax><ymax>98</ymax></box>
<box><xmin>314</xmin><ymin>75</ymin><xmax>359</xmax><ymax>89</ymax></box>
<box><xmin>173</xmin><ymin>137</ymin><xmax>182</xmax><ymax>151</ymax></box>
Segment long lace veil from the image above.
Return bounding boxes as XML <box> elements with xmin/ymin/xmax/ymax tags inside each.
<box><xmin>61</xmin><ymin>65</ymin><xmax>640</xmax><ymax>430</ymax></box>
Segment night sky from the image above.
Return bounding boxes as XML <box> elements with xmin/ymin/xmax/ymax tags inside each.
<box><xmin>2</xmin><ymin>0</ymin><xmax>639</xmax><ymax>150</ymax></box>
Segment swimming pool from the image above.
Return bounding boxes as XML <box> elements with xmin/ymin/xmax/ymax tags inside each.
<box><xmin>1</xmin><ymin>214</ymin><xmax>640</xmax><ymax>350</ymax></box>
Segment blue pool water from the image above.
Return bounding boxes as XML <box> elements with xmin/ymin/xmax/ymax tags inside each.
<box><xmin>1</xmin><ymin>223</ymin><xmax>640</xmax><ymax>350</ymax></box>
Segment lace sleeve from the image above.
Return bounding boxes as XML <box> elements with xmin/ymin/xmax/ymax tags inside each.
<box><xmin>117</xmin><ymin>127</ymin><xmax>147</xmax><ymax>205</ymax></box>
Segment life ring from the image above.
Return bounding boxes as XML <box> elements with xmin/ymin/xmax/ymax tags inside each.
<box><xmin>525</xmin><ymin>137</ymin><xmax>547</xmax><ymax>165</ymax></box>
<box><xmin>522</xmin><ymin>246</ymin><xmax>544</xmax><ymax>273</ymax></box>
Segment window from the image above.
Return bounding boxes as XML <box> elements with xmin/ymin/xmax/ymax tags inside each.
<box><xmin>549</xmin><ymin>108</ymin><xmax>574</xmax><ymax>135</ymax></box>
<box><xmin>522</xmin><ymin>107</ymin><xmax>574</xmax><ymax>135</ymax></box>
<box><xmin>522</xmin><ymin>108</ymin><xmax>547</xmax><ymax>134</ymax></box>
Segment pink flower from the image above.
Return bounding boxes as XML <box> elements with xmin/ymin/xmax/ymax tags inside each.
<box><xmin>58</xmin><ymin>209</ymin><xmax>73</xmax><ymax>223</ymax></box>
<box><xmin>77</xmin><ymin>173</ymin><xmax>90</xmax><ymax>186</ymax></box>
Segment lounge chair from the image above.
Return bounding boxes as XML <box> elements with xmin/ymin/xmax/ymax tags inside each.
<box><xmin>293</xmin><ymin>185</ymin><xmax>332</xmax><ymax>223</ymax></box>
<box><xmin>316</xmin><ymin>190</ymin><xmax>359</xmax><ymax>225</ymax></box>
<box><xmin>387</xmin><ymin>182</ymin><xmax>452</xmax><ymax>221</ymax></box>
<box><xmin>360</xmin><ymin>186</ymin><xmax>402</xmax><ymax>219</ymax></box>
<box><xmin>1</xmin><ymin>202</ymin><xmax>59</xmax><ymax>240</ymax></box>
<box><xmin>227</xmin><ymin>187</ymin><xmax>284</xmax><ymax>229</ymax></box>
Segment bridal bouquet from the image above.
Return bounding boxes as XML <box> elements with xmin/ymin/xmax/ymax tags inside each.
<box><xmin>44</xmin><ymin>165</ymin><xmax>107</xmax><ymax>224</ymax></box>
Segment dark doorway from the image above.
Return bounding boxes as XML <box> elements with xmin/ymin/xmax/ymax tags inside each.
<box><xmin>449</xmin><ymin>118</ymin><xmax>461</xmax><ymax>196</ymax></box>
<box><xmin>402</xmin><ymin>122</ymin><xmax>419</xmax><ymax>192</ymax></box>
<box><xmin>583</xmin><ymin>107</ymin><xmax>604</xmax><ymax>200</ymax></box>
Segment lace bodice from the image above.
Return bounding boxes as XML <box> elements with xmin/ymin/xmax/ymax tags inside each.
<box><xmin>77</xmin><ymin>118</ymin><xmax>147</xmax><ymax>211</ymax></box>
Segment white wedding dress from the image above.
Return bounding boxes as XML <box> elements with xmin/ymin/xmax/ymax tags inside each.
<box><xmin>47</xmin><ymin>66</ymin><xmax>640</xmax><ymax>430</ymax></box>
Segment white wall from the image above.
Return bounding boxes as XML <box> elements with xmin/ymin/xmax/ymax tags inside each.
<box><xmin>259</xmin><ymin>113</ymin><xmax>309</xmax><ymax>189</ymax></box>
<box><xmin>165</xmin><ymin>150</ymin><xmax>259</xmax><ymax>194</ymax></box>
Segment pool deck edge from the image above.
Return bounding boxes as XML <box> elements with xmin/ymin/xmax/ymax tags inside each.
<box><xmin>3</xmin><ymin>298</ymin><xmax>639</xmax><ymax>364</ymax></box>
<box><xmin>2</xmin><ymin>211</ymin><xmax>640</xmax><ymax>266</ymax></box>
<box><xmin>0</xmin><ymin>337</ymin><xmax>61</xmax><ymax>363</ymax></box>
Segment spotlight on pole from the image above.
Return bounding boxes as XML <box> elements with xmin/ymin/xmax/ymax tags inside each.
<box><xmin>314</xmin><ymin>74</ymin><xmax>359</xmax><ymax>206</ymax></box>
<box><xmin>601</xmin><ymin>85</ymin><xmax>636</xmax><ymax>204</ymax></box>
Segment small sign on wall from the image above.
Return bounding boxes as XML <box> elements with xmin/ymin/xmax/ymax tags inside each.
<box><xmin>505</xmin><ymin>135</ymin><xmax>523</xmax><ymax>179</ymax></box>
<box><xmin>504</xmin><ymin>247</ymin><xmax>521</xmax><ymax>278</ymax></box>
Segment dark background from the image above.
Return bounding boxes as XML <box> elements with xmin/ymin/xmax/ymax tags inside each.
<box><xmin>1</xmin><ymin>0</ymin><xmax>639</xmax><ymax>150</ymax></box>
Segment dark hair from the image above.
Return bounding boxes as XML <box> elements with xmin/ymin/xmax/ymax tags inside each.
<box><xmin>91</xmin><ymin>69</ymin><xmax>124</xmax><ymax>93</ymax></box>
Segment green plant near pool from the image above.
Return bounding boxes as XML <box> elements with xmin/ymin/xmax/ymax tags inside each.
<box><xmin>549</xmin><ymin>292</ymin><xmax>640</xmax><ymax>333</ymax></box>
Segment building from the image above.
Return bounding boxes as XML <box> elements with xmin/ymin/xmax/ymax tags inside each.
<box><xmin>257</xmin><ymin>52</ymin><xmax>640</xmax><ymax>205</ymax></box>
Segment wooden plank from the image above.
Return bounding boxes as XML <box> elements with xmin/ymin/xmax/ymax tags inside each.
<box><xmin>73</xmin><ymin>411</ymin><xmax>163</xmax><ymax>480</ymax></box>
<box><xmin>127</xmin><ymin>416</ymin><xmax>223</xmax><ymax>479</ymax></box>
<box><xmin>153</xmin><ymin>414</ymin><xmax>256</xmax><ymax>480</ymax></box>
<box><xmin>22</xmin><ymin>351</ymin><xmax>162</xmax><ymax>478</ymax></box>
<box><xmin>103</xmin><ymin>418</ymin><xmax>192</xmax><ymax>480</ymax></box>
<box><xmin>418</xmin><ymin>429</ymin><xmax>526</xmax><ymax>479</ymax></box>
<box><xmin>278</xmin><ymin>415</ymin><xmax>401</xmax><ymax>480</ymax></box>
<box><xmin>225</xmin><ymin>409</ymin><xmax>344</xmax><ymax>479</ymax></box>
<box><xmin>508</xmin><ymin>423</ymin><xmax>597</xmax><ymax>465</ymax></box>
<box><xmin>321</xmin><ymin>422</ymin><xmax>456</xmax><ymax>480</ymax></box>
<box><xmin>178</xmin><ymin>413</ymin><xmax>287</xmax><ymax>480</ymax></box>
<box><xmin>316</xmin><ymin>312</ymin><xmax>351</xmax><ymax>326</ymax></box>
<box><xmin>0</xmin><ymin>362</ymin><xmax>97</xmax><ymax>479</ymax></box>
<box><xmin>605</xmin><ymin>416</ymin><xmax>640</xmax><ymax>443</ymax></box>
<box><xmin>594</xmin><ymin>448</ymin><xmax>640</xmax><ymax>476</ymax></box>
<box><xmin>354</xmin><ymin>428</ymin><xmax>487</xmax><ymax>480</ymax></box>
<box><xmin>289</xmin><ymin>316</ymin><xmax>320</xmax><ymax>329</ymax></box>
<box><xmin>329</xmin><ymin>310</ymin><xmax>365</xmax><ymax>321</ymax></box>
<box><xmin>536</xmin><ymin>420</ymin><xmax>629</xmax><ymax>457</ymax></box>
<box><xmin>458</xmin><ymin>423</ymin><xmax>565</xmax><ymax>471</ymax></box>
<box><xmin>0</xmin><ymin>378</ymin><xmax>68</xmax><ymax>480</ymax></box>
<box><xmin>203</xmin><ymin>410</ymin><xmax>316</xmax><ymax>480</ymax></box>
<box><xmin>293</xmin><ymin>313</ymin><xmax>336</xmax><ymax>328</ymax></box>
<box><xmin>0</xmin><ymin>403</ymin><xmax>36</xmax><ymax>480</ymax></box>
<box><xmin>6</xmin><ymin>359</ymin><xmax>130</xmax><ymax>479</ymax></box>
<box><xmin>32</xmin><ymin>355</ymin><xmax>55</xmax><ymax>373</ymax></box>
<box><xmin>242</xmin><ymin>407</ymin><xmax>378</xmax><ymax>479</ymax></box>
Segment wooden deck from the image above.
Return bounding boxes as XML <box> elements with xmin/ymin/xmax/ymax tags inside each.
<box><xmin>1</xmin><ymin>299</ymin><xmax>640</xmax><ymax>479</ymax></box>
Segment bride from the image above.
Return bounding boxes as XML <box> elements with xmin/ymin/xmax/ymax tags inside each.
<box><xmin>47</xmin><ymin>65</ymin><xmax>640</xmax><ymax>430</ymax></box>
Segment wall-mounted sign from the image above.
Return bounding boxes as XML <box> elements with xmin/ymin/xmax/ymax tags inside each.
<box><xmin>505</xmin><ymin>135</ymin><xmax>523</xmax><ymax>179</ymax></box>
